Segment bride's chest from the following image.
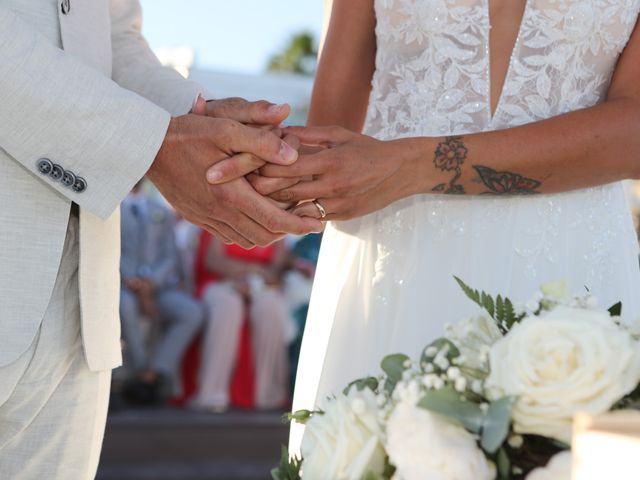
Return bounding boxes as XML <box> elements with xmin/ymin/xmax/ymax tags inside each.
<box><xmin>375</xmin><ymin>0</ymin><xmax>639</xmax><ymax>56</ymax></box>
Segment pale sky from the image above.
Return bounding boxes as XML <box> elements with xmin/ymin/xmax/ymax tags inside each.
<box><xmin>139</xmin><ymin>0</ymin><xmax>324</xmax><ymax>74</ymax></box>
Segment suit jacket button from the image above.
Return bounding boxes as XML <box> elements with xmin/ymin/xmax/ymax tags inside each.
<box><xmin>61</xmin><ymin>0</ymin><xmax>71</xmax><ymax>14</ymax></box>
<box><xmin>37</xmin><ymin>158</ymin><xmax>53</xmax><ymax>175</ymax></box>
<box><xmin>73</xmin><ymin>177</ymin><xmax>87</xmax><ymax>193</ymax></box>
<box><xmin>50</xmin><ymin>164</ymin><xmax>64</xmax><ymax>181</ymax></box>
<box><xmin>61</xmin><ymin>170</ymin><xmax>76</xmax><ymax>187</ymax></box>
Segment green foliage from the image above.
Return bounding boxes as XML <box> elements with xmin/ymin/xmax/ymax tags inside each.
<box><xmin>381</xmin><ymin>354</ymin><xmax>410</xmax><ymax>394</ymax></box>
<box><xmin>420</xmin><ymin>338</ymin><xmax>461</xmax><ymax>373</ymax></box>
<box><xmin>343</xmin><ymin>376</ymin><xmax>380</xmax><ymax>395</ymax></box>
<box><xmin>287</xmin><ymin>409</ymin><xmax>321</xmax><ymax>425</ymax></box>
<box><xmin>454</xmin><ymin>276</ymin><xmax>523</xmax><ymax>333</ymax></box>
<box><xmin>481</xmin><ymin>397</ymin><xmax>517</xmax><ymax>454</ymax></box>
<box><xmin>268</xmin><ymin>32</ymin><xmax>318</xmax><ymax>75</ymax></box>
<box><xmin>418</xmin><ymin>388</ymin><xmax>515</xmax><ymax>455</ymax></box>
<box><xmin>271</xmin><ymin>447</ymin><xmax>302</xmax><ymax>480</ymax></box>
<box><xmin>382</xmin><ymin>458</ymin><xmax>397</xmax><ymax>479</ymax></box>
<box><xmin>418</xmin><ymin>387</ymin><xmax>485</xmax><ymax>433</ymax></box>
<box><xmin>608</xmin><ymin>301</ymin><xmax>622</xmax><ymax>317</ymax></box>
<box><xmin>496</xmin><ymin>448</ymin><xmax>511</xmax><ymax>479</ymax></box>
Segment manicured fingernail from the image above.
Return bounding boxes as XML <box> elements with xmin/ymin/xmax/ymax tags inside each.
<box><xmin>207</xmin><ymin>168</ymin><xmax>223</xmax><ymax>184</ymax></box>
<box><xmin>280</xmin><ymin>142</ymin><xmax>298</xmax><ymax>163</ymax></box>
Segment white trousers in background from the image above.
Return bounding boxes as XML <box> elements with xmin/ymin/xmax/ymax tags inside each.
<box><xmin>0</xmin><ymin>214</ymin><xmax>111</xmax><ymax>479</ymax></box>
<box><xmin>194</xmin><ymin>283</ymin><xmax>289</xmax><ymax>410</ymax></box>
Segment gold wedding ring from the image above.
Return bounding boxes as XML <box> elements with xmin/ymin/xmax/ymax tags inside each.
<box><xmin>313</xmin><ymin>200</ymin><xmax>327</xmax><ymax>219</ymax></box>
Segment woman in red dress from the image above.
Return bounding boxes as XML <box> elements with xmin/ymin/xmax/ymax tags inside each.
<box><xmin>191</xmin><ymin>231</ymin><xmax>290</xmax><ymax>411</ymax></box>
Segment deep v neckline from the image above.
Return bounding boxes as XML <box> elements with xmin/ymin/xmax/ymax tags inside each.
<box><xmin>486</xmin><ymin>0</ymin><xmax>532</xmax><ymax>123</ymax></box>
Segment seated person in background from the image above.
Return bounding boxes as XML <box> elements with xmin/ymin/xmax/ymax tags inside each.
<box><xmin>192</xmin><ymin>231</ymin><xmax>290</xmax><ymax>412</ymax></box>
<box><xmin>174</xmin><ymin>212</ymin><xmax>202</xmax><ymax>296</ymax></box>
<box><xmin>120</xmin><ymin>181</ymin><xmax>204</xmax><ymax>405</ymax></box>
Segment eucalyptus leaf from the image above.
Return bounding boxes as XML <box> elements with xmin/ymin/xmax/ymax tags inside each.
<box><xmin>344</xmin><ymin>376</ymin><xmax>380</xmax><ymax>395</ymax></box>
<box><xmin>417</xmin><ymin>387</ymin><xmax>484</xmax><ymax>433</ymax></box>
<box><xmin>481</xmin><ymin>397</ymin><xmax>516</xmax><ymax>454</ymax></box>
<box><xmin>381</xmin><ymin>354</ymin><xmax>410</xmax><ymax>393</ymax></box>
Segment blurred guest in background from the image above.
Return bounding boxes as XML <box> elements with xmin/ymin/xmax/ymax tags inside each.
<box><xmin>120</xmin><ymin>181</ymin><xmax>204</xmax><ymax>405</ymax></box>
<box><xmin>192</xmin><ymin>232</ymin><xmax>290</xmax><ymax>412</ymax></box>
<box><xmin>174</xmin><ymin>213</ymin><xmax>202</xmax><ymax>296</ymax></box>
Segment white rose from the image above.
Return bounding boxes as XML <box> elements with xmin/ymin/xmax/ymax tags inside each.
<box><xmin>486</xmin><ymin>306</ymin><xmax>640</xmax><ymax>444</ymax></box>
<box><xmin>446</xmin><ymin>314</ymin><xmax>503</xmax><ymax>369</ymax></box>
<box><xmin>386</xmin><ymin>398</ymin><xmax>495</xmax><ymax>480</ymax></box>
<box><xmin>301</xmin><ymin>388</ymin><xmax>386</xmax><ymax>480</ymax></box>
<box><xmin>526</xmin><ymin>452</ymin><xmax>572</xmax><ymax>480</ymax></box>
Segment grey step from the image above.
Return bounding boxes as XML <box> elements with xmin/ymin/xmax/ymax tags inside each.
<box><xmin>96</xmin><ymin>462</ymin><xmax>275</xmax><ymax>480</ymax></box>
<box><xmin>97</xmin><ymin>408</ymin><xmax>289</xmax><ymax>480</ymax></box>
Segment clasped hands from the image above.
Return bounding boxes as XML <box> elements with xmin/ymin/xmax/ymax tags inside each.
<box><xmin>148</xmin><ymin>95</ymin><xmax>422</xmax><ymax>249</ymax></box>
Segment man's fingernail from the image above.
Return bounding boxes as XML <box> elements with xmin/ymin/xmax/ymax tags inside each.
<box><xmin>268</xmin><ymin>104</ymin><xmax>287</xmax><ymax>114</ymax></box>
<box><xmin>207</xmin><ymin>169</ymin><xmax>223</xmax><ymax>184</ymax></box>
<box><xmin>280</xmin><ymin>142</ymin><xmax>298</xmax><ymax>163</ymax></box>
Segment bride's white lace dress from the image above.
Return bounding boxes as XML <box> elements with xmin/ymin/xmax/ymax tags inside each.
<box><xmin>291</xmin><ymin>0</ymin><xmax>640</xmax><ymax>451</ymax></box>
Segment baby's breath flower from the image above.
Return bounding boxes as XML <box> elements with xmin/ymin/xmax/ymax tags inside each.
<box><xmin>424</xmin><ymin>346</ymin><xmax>438</xmax><ymax>357</ymax></box>
<box><xmin>508</xmin><ymin>435</ymin><xmax>524</xmax><ymax>449</ymax></box>
<box><xmin>447</xmin><ymin>367</ymin><xmax>461</xmax><ymax>380</ymax></box>
<box><xmin>454</xmin><ymin>377</ymin><xmax>467</xmax><ymax>392</ymax></box>
<box><xmin>434</xmin><ymin>356</ymin><xmax>449</xmax><ymax>370</ymax></box>
<box><xmin>471</xmin><ymin>380</ymin><xmax>483</xmax><ymax>394</ymax></box>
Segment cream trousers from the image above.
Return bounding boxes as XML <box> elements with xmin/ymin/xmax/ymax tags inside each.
<box><xmin>0</xmin><ymin>213</ymin><xmax>111</xmax><ymax>479</ymax></box>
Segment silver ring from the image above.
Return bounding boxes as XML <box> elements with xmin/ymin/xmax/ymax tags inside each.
<box><xmin>313</xmin><ymin>200</ymin><xmax>327</xmax><ymax>219</ymax></box>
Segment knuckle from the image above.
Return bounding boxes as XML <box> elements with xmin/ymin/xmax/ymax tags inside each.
<box><xmin>330</xmin><ymin>179</ymin><xmax>348</xmax><ymax>196</ymax></box>
<box><xmin>257</xmin><ymin>130</ymin><xmax>280</xmax><ymax>157</ymax></box>
<box><xmin>214</xmin><ymin>187</ymin><xmax>234</xmax><ymax>206</ymax></box>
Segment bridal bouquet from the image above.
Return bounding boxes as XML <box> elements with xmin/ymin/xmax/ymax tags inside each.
<box><xmin>273</xmin><ymin>279</ymin><xmax>640</xmax><ymax>480</ymax></box>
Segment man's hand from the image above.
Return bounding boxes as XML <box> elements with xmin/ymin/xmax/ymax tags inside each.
<box><xmin>146</xmin><ymin>114</ymin><xmax>322</xmax><ymax>248</ymax></box>
<box><xmin>192</xmin><ymin>95</ymin><xmax>291</xmax><ymax>128</ymax></box>
<box><xmin>191</xmin><ymin>95</ymin><xmax>299</xmax><ymax>183</ymax></box>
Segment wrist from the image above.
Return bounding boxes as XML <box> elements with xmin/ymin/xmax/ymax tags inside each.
<box><xmin>394</xmin><ymin>137</ymin><xmax>442</xmax><ymax>196</ymax></box>
<box><xmin>147</xmin><ymin>117</ymin><xmax>181</xmax><ymax>180</ymax></box>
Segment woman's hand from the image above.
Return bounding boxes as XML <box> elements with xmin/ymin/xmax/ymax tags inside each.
<box><xmin>259</xmin><ymin>126</ymin><xmax>429</xmax><ymax>221</ymax></box>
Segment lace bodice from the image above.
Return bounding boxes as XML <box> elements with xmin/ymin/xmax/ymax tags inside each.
<box><xmin>357</xmin><ymin>0</ymin><xmax>640</xmax><ymax>288</ymax></box>
<box><xmin>365</xmin><ymin>0</ymin><xmax>640</xmax><ymax>139</ymax></box>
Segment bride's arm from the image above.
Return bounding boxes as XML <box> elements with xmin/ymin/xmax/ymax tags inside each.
<box><xmin>242</xmin><ymin>0</ymin><xmax>376</xmax><ymax>198</ymax></box>
<box><xmin>307</xmin><ymin>0</ymin><xmax>377</xmax><ymax>131</ymax></box>
<box><xmin>259</xmin><ymin>19</ymin><xmax>640</xmax><ymax>221</ymax></box>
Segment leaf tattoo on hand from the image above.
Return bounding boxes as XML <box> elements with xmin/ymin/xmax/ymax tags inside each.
<box><xmin>432</xmin><ymin>136</ymin><xmax>467</xmax><ymax>195</ymax></box>
<box><xmin>473</xmin><ymin>165</ymin><xmax>541</xmax><ymax>195</ymax></box>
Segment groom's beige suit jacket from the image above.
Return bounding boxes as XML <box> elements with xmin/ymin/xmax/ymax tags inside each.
<box><xmin>0</xmin><ymin>0</ymin><xmax>206</xmax><ymax>371</ymax></box>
